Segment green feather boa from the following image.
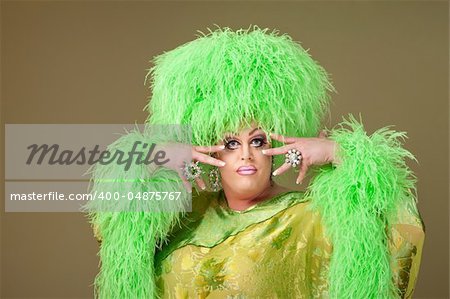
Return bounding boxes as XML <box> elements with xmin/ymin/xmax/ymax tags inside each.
<box><xmin>83</xmin><ymin>128</ymin><xmax>190</xmax><ymax>298</ymax></box>
<box><xmin>306</xmin><ymin>115</ymin><xmax>417</xmax><ymax>298</ymax></box>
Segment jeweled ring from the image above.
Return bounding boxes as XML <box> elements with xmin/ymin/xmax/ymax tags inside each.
<box><xmin>181</xmin><ymin>161</ymin><xmax>203</xmax><ymax>181</ymax></box>
<box><xmin>285</xmin><ymin>149</ymin><xmax>302</xmax><ymax>167</ymax></box>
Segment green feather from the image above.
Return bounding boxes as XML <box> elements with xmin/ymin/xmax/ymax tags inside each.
<box><xmin>144</xmin><ymin>25</ymin><xmax>335</xmax><ymax>153</ymax></box>
<box><xmin>83</xmin><ymin>127</ymin><xmax>191</xmax><ymax>298</ymax></box>
<box><xmin>306</xmin><ymin>114</ymin><xmax>418</xmax><ymax>298</ymax></box>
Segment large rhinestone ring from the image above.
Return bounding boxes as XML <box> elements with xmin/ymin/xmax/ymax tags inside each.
<box><xmin>285</xmin><ymin>149</ymin><xmax>302</xmax><ymax>167</ymax></box>
<box><xmin>181</xmin><ymin>161</ymin><xmax>203</xmax><ymax>181</ymax></box>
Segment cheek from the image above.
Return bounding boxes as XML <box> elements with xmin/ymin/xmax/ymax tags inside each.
<box><xmin>257</xmin><ymin>156</ymin><xmax>272</xmax><ymax>175</ymax></box>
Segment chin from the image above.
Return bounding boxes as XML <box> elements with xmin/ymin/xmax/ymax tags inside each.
<box><xmin>224</xmin><ymin>174</ymin><xmax>268</xmax><ymax>192</ymax></box>
<box><xmin>234</xmin><ymin>180</ymin><xmax>263</xmax><ymax>193</ymax></box>
<box><xmin>234</xmin><ymin>186</ymin><xmax>262</xmax><ymax>195</ymax></box>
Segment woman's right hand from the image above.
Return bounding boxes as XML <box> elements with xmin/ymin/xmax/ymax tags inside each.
<box><xmin>161</xmin><ymin>142</ymin><xmax>226</xmax><ymax>192</ymax></box>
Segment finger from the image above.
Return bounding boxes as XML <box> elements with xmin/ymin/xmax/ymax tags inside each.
<box><xmin>269</xmin><ymin>133</ymin><xmax>297</xmax><ymax>144</ymax></box>
<box><xmin>193</xmin><ymin>152</ymin><xmax>226</xmax><ymax>167</ymax></box>
<box><xmin>176</xmin><ymin>169</ymin><xmax>192</xmax><ymax>193</ymax></box>
<box><xmin>318</xmin><ymin>130</ymin><xmax>328</xmax><ymax>139</ymax></box>
<box><xmin>195</xmin><ymin>177</ymin><xmax>207</xmax><ymax>191</ymax></box>
<box><xmin>296</xmin><ymin>162</ymin><xmax>309</xmax><ymax>185</ymax></box>
<box><xmin>262</xmin><ymin>144</ymin><xmax>295</xmax><ymax>156</ymax></box>
<box><xmin>272</xmin><ymin>163</ymin><xmax>291</xmax><ymax>177</ymax></box>
<box><xmin>194</xmin><ymin>144</ymin><xmax>226</xmax><ymax>154</ymax></box>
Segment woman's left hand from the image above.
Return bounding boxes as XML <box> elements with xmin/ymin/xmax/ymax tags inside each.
<box><xmin>262</xmin><ymin>131</ymin><xmax>339</xmax><ymax>185</ymax></box>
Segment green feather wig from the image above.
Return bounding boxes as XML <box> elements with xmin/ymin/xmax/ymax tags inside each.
<box><xmin>85</xmin><ymin>26</ymin><xmax>418</xmax><ymax>299</ymax></box>
<box><xmin>145</xmin><ymin>26</ymin><xmax>335</xmax><ymax>145</ymax></box>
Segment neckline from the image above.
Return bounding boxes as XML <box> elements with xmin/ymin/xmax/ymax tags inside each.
<box><xmin>154</xmin><ymin>189</ymin><xmax>307</xmax><ymax>270</ymax></box>
<box><xmin>218</xmin><ymin>189</ymin><xmax>298</xmax><ymax>214</ymax></box>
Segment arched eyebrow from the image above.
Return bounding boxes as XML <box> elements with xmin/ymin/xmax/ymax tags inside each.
<box><xmin>223</xmin><ymin>132</ymin><xmax>238</xmax><ymax>139</ymax></box>
<box><xmin>223</xmin><ymin>127</ymin><xmax>264</xmax><ymax>139</ymax></box>
<box><xmin>248</xmin><ymin>127</ymin><xmax>263</xmax><ymax>136</ymax></box>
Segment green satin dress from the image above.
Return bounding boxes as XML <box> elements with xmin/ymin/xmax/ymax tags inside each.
<box><xmin>154</xmin><ymin>190</ymin><xmax>425</xmax><ymax>299</ymax></box>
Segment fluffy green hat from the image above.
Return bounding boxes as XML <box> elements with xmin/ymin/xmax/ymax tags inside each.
<box><xmin>145</xmin><ymin>26</ymin><xmax>335</xmax><ymax>146</ymax></box>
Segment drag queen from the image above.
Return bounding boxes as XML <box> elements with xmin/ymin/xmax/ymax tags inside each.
<box><xmin>86</xmin><ymin>26</ymin><xmax>425</xmax><ymax>298</ymax></box>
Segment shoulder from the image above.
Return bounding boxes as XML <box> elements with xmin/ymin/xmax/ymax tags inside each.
<box><xmin>277</xmin><ymin>192</ymin><xmax>332</xmax><ymax>244</ymax></box>
<box><xmin>263</xmin><ymin>190</ymin><xmax>326</xmax><ymax>232</ymax></box>
<box><xmin>279</xmin><ymin>191</ymin><xmax>322</xmax><ymax>222</ymax></box>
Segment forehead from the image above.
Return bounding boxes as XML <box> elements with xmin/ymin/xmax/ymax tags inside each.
<box><xmin>225</xmin><ymin>125</ymin><xmax>265</xmax><ymax>137</ymax></box>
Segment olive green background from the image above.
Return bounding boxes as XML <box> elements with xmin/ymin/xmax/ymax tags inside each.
<box><xmin>1</xmin><ymin>1</ymin><xmax>448</xmax><ymax>298</ymax></box>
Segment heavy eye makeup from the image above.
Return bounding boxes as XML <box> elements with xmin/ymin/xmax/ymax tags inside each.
<box><xmin>223</xmin><ymin>135</ymin><xmax>268</xmax><ymax>150</ymax></box>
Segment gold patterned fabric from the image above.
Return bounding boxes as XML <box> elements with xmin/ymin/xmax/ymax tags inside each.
<box><xmin>154</xmin><ymin>190</ymin><xmax>425</xmax><ymax>299</ymax></box>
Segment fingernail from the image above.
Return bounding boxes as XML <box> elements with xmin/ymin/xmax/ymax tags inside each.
<box><xmin>219</xmin><ymin>161</ymin><xmax>226</xmax><ymax>166</ymax></box>
<box><xmin>220</xmin><ymin>145</ymin><xmax>225</xmax><ymax>149</ymax></box>
<box><xmin>272</xmin><ymin>171</ymin><xmax>277</xmax><ymax>176</ymax></box>
<box><xmin>262</xmin><ymin>150</ymin><xmax>267</xmax><ymax>155</ymax></box>
<box><xmin>201</xmin><ymin>186</ymin><xmax>206</xmax><ymax>190</ymax></box>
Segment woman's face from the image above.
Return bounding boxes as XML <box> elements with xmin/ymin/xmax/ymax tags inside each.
<box><xmin>215</xmin><ymin>123</ymin><xmax>272</xmax><ymax>195</ymax></box>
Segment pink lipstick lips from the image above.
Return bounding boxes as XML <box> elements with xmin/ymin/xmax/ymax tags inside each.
<box><xmin>236</xmin><ymin>165</ymin><xmax>257</xmax><ymax>175</ymax></box>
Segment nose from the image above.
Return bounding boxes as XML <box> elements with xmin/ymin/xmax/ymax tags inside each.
<box><xmin>240</xmin><ymin>144</ymin><xmax>254</xmax><ymax>161</ymax></box>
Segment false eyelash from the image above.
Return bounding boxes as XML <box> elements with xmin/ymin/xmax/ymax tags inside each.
<box><xmin>258</xmin><ymin>139</ymin><xmax>268</xmax><ymax>146</ymax></box>
<box><xmin>223</xmin><ymin>137</ymin><xmax>267</xmax><ymax>147</ymax></box>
